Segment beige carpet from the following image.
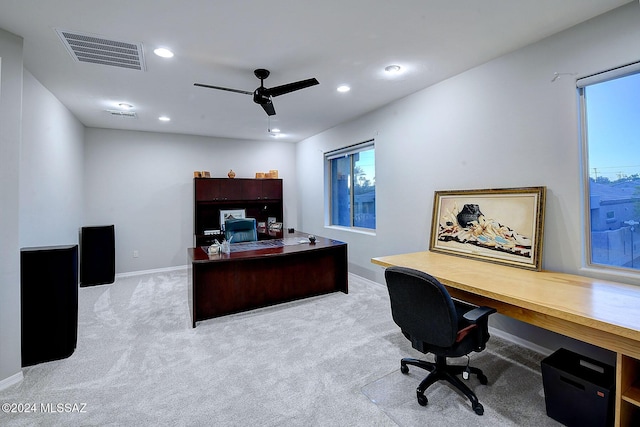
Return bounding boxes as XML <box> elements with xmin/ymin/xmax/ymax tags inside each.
<box><xmin>0</xmin><ymin>270</ymin><xmax>561</xmax><ymax>426</ymax></box>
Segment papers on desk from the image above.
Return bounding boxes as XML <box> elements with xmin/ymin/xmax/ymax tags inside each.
<box><xmin>282</xmin><ymin>238</ymin><xmax>310</xmax><ymax>246</ymax></box>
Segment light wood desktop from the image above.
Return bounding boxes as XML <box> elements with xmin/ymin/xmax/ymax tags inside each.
<box><xmin>371</xmin><ymin>250</ymin><xmax>640</xmax><ymax>426</ymax></box>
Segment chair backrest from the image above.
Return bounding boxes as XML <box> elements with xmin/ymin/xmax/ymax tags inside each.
<box><xmin>385</xmin><ymin>266</ymin><xmax>459</xmax><ymax>348</ymax></box>
<box><xmin>224</xmin><ymin>218</ymin><xmax>257</xmax><ymax>243</ymax></box>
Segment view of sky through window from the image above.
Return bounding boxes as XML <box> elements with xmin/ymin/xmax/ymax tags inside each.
<box><xmin>586</xmin><ymin>73</ymin><xmax>640</xmax><ymax>181</ymax></box>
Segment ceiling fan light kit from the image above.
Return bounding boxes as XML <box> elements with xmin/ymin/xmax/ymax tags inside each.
<box><xmin>194</xmin><ymin>68</ymin><xmax>319</xmax><ymax>116</ymax></box>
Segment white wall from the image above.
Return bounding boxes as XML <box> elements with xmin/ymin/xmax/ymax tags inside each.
<box><xmin>0</xmin><ymin>28</ymin><xmax>24</xmax><ymax>389</ymax></box>
<box><xmin>20</xmin><ymin>70</ymin><xmax>84</xmax><ymax>248</ymax></box>
<box><xmin>1</xmin><ymin>35</ymin><xmax>84</xmax><ymax>389</ymax></box>
<box><xmin>296</xmin><ymin>3</ymin><xmax>640</xmax><ymax>359</ymax></box>
<box><xmin>298</xmin><ymin>2</ymin><xmax>640</xmax><ymax>283</ymax></box>
<box><xmin>83</xmin><ymin>128</ymin><xmax>298</xmax><ymax>273</ymax></box>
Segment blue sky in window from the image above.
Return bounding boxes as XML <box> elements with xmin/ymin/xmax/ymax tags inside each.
<box><xmin>586</xmin><ymin>72</ymin><xmax>640</xmax><ymax>181</ymax></box>
<box><xmin>355</xmin><ymin>149</ymin><xmax>375</xmax><ymax>185</ymax></box>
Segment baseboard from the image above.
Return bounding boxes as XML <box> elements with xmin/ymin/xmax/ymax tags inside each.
<box><xmin>348</xmin><ymin>272</ymin><xmax>382</xmax><ymax>285</ymax></box>
<box><xmin>489</xmin><ymin>326</ymin><xmax>554</xmax><ymax>357</ymax></box>
<box><xmin>115</xmin><ymin>265</ymin><xmax>188</xmax><ymax>279</ymax></box>
<box><xmin>0</xmin><ymin>370</ymin><xmax>23</xmax><ymax>391</ymax></box>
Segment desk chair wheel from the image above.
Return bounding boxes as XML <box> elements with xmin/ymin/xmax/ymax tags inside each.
<box><xmin>473</xmin><ymin>402</ymin><xmax>484</xmax><ymax>415</ymax></box>
<box><xmin>400</xmin><ymin>364</ymin><xmax>409</xmax><ymax>374</ymax></box>
<box><xmin>417</xmin><ymin>392</ymin><xmax>428</xmax><ymax>406</ymax></box>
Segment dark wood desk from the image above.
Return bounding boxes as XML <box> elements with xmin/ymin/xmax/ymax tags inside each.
<box><xmin>372</xmin><ymin>250</ymin><xmax>640</xmax><ymax>426</ymax></box>
<box><xmin>188</xmin><ymin>232</ymin><xmax>347</xmax><ymax>327</ymax></box>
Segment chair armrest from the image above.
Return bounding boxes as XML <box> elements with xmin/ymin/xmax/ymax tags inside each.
<box><xmin>463</xmin><ymin>306</ymin><xmax>497</xmax><ymax>324</ymax></box>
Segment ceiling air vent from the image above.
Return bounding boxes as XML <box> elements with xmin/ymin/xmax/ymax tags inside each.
<box><xmin>55</xmin><ymin>28</ymin><xmax>146</xmax><ymax>71</ymax></box>
<box><xmin>105</xmin><ymin>110</ymin><xmax>138</xmax><ymax>118</ymax></box>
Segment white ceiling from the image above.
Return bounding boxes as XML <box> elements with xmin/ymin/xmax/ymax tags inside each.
<box><xmin>0</xmin><ymin>0</ymin><xmax>632</xmax><ymax>142</ymax></box>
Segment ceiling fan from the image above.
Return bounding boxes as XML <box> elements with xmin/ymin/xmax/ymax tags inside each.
<box><xmin>194</xmin><ymin>69</ymin><xmax>319</xmax><ymax>116</ymax></box>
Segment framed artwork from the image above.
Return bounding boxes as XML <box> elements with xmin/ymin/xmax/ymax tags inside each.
<box><xmin>219</xmin><ymin>209</ymin><xmax>246</xmax><ymax>231</ymax></box>
<box><xmin>429</xmin><ymin>187</ymin><xmax>546</xmax><ymax>270</ymax></box>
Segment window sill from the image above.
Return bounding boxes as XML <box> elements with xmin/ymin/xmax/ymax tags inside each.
<box><xmin>579</xmin><ymin>265</ymin><xmax>640</xmax><ymax>287</ymax></box>
<box><xmin>324</xmin><ymin>225</ymin><xmax>376</xmax><ymax>237</ymax></box>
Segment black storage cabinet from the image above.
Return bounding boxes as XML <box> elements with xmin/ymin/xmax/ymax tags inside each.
<box><xmin>80</xmin><ymin>225</ymin><xmax>115</xmax><ymax>287</ymax></box>
<box><xmin>541</xmin><ymin>348</ymin><xmax>615</xmax><ymax>427</ymax></box>
<box><xmin>20</xmin><ymin>245</ymin><xmax>78</xmax><ymax>367</ymax></box>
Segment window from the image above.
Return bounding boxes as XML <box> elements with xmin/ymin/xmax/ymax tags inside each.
<box><xmin>325</xmin><ymin>140</ymin><xmax>376</xmax><ymax>230</ymax></box>
<box><xmin>579</xmin><ymin>62</ymin><xmax>640</xmax><ymax>270</ymax></box>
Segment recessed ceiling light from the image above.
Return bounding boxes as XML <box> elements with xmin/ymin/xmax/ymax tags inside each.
<box><xmin>154</xmin><ymin>48</ymin><xmax>174</xmax><ymax>58</ymax></box>
<box><xmin>337</xmin><ymin>85</ymin><xmax>350</xmax><ymax>93</ymax></box>
<box><xmin>384</xmin><ymin>64</ymin><xmax>402</xmax><ymax>74</ymax></box>
<box><xmin>270</xmin><ymin>128</ymin><xmax>280</xmax><ymax>133</ymax></box>
<box><xmin>158</xmin><ymin>116</ymin><xmax>171</xmax><ymax>122</ymax></box>
<box><xmin>118</xmin><ymin>103</ymin><xmax>133</xmax><ymax>109</ymax></box>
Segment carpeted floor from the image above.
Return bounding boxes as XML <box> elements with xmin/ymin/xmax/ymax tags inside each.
<box><xmin>0</xmin><ymin>270</ymin><xmax>561</xmax><ymax>426</ymax></box>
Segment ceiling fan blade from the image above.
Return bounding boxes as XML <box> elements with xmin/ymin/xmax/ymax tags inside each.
<box><xmin>193</xmin><ymin>83</ymin><xmax>252</xmax><ymax>96</ymax></box>
<box><xmin>261</xmin><ymin>101</ymin><xmax>276</xmax><ymax>116</ymax></box>
<box><xmin>265</xmin><ymin>78</ymin><xmax>319</xmax><ymax>97</ymax></box>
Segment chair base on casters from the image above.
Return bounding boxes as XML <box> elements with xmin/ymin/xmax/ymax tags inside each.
<box><xmin>400</xmin><ymin>355</ymin><xmax>488</xmax><ymax>415</ymax></box>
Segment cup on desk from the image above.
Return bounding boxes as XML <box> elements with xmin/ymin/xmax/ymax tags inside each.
<box><xmin>221</xmin><ymin>241</ymin><xmax>230</xmax><ymax>254</ymax></box>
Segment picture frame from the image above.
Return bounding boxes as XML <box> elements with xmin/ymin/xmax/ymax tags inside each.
<box><xmin>429</xmin><ymin>187</ymin><xmax>546</xmax><ymax>270</ymax></box>
<box><xmin>219</xmin><ymin>209</ymin><xmax>246</xmax><ymax>231</ymax></box>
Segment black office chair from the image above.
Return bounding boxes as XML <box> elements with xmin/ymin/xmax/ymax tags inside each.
<box><xmin>384</xmin><ymin>266</ymin><xmax>497</xmax><ymax>415</ymax></box>
<box><xmin>224</xmin><ymin>217</ymin><xmax>258</xmax><ymax>243</ymax></box>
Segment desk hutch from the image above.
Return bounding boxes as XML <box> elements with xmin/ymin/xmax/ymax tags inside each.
<box><xmin>193</xmin><ymin>177</ymin><xmax>283</xmax><ymax>246</ymax></box>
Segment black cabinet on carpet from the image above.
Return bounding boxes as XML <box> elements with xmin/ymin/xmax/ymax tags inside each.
<box><xmin>20</xmin><ymin>245</ymin><xmax>78</xmax><ymax>367</ymax></box>
<box><xmin>80</xmin><ymin>225</ymin><xmax>115</xmax><ymax>287</ymax></box>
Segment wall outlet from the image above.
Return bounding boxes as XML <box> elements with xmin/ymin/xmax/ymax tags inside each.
<box><xmin>133</xmin><ymin>250</ymin><xmax>139</xmax><ymax>258</ymax></box>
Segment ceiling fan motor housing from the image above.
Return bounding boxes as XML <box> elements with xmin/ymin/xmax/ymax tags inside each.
<box><xmin>253</xmin><ymin>88</ymin><xmax>271</xmax><ymax>105</ymax></box>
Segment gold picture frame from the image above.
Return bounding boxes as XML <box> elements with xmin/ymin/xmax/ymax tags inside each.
<box><xmin>429</xmin><ymin>187</ymin><xmax>546</xmax><ymax>270</ymax></box>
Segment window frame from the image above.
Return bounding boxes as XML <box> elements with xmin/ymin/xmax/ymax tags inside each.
<box><xmin>579</xmin><ymin>61</ymin><xmax>640</xmax><ymax>273</ymax></box>
<box><xmin>324</xmin><ymin>140</ymin><xmax>376</xmax><ymax>233</ymax></box>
